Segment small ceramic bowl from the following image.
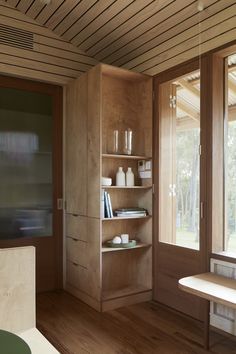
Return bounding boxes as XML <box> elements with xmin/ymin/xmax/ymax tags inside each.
<box><xmin>102</xmin><ymin>177</ymin><xmax>112</xmax><ymax>186</ymax></box>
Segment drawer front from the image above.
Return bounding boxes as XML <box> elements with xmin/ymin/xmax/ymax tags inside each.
<box><xmin>66</xmin><ymin>261</ymin><xmax>88</xmax><ymax>293</ymax></box>
<box><xmin>66</xmin><ymin>214</ymin><xmax>87</xmax><ymax>241</ymax></box>
<box><xmin>66</xmin><ymin>237</ymin><xmax>87</xmax><ymax>268</ymax></box>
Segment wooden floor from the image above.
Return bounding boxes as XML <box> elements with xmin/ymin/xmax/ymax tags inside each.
<box><xmin>37</xmin><ymin>291</ymin><xmax>236</xmax><ymax>354</ymax></box>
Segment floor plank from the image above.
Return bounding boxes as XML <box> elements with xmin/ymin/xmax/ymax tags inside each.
<box><xmin>37</xmin><ymin>291</ymin><xmax>236</xmax><ymax>354</ymax></box>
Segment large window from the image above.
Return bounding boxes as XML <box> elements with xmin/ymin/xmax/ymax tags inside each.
<box><xmin>159</xmin><ymin>69</ymin><xmax>200</xmax><ymax>250</ymax></box>
<box><xmin>225</xmin><ymin>54</ymin><xmax>236</xmax><ymax>253</ymax></box>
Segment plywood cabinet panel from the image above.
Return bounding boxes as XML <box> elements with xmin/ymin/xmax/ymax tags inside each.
<box><xmin>66</xmin><ymin>261</ymin><xmax>89</xmax><ymax>293</ymax></box>
<box><xmin>66</xmin><ymin>237</ymin><xmax>87</xmax><ymax>268</ymax></box>
<box><xmin>66</xmin><ymin>74</ymin><xmax>88</xmax><ymax>216</ymax></box>
<box><xmin>66</xmin><ymin>214</ymin><xmax>87</xmax><ymax>242</ymax></box>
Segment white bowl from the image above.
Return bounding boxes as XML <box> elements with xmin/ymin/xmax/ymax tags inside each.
<box><xmin>102</xmin><ymin>177</ymin><xmax>112</xmax><ymax>186</ymax></box>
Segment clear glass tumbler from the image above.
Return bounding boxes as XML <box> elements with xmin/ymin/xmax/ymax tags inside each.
<box><xmin>123</xmin><ymin>128</ymin><xmax>132</xmax><ymax>155</ymax></box>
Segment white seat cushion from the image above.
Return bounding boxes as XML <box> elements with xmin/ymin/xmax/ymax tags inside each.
<box><xmin>18</xmin><ymin>328</ymin><xmax>59</xmax><ymax>354</ymax></box>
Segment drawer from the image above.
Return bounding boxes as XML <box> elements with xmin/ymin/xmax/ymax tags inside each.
<box><xmin>66</xmin><ymin>214</ymin><xmax>87</xmax><ymax>241</ymax></box>
<box><xmin>66</xmin><ymin>237</ymin><xmax>87</xmax><ymax>268</ymax></box>
<box><xmin>66</xmin><ymin>261</ymin><xmax>88</xmax><ymax>293</ymax></box>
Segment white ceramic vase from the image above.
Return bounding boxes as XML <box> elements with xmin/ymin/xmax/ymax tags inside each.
<box><xmin>126</xmin><ymin>167</ymin><xmax>134</xmax><ymax>186</ymax></box>
<box><xmin>116</xmin><ymin>167</ymin><xmax>125</xmax><ymax>186</ymax></box>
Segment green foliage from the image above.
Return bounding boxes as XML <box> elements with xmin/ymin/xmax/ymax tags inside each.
<box><xmin>176</xmin><ymin>127</ymin><xmax>200</xmax><ymax>240</ymax></box>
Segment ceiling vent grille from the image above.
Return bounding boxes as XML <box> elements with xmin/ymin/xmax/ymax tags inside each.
<box><xmin>0</xmin><ymin>24</ymin><xmax>34</xmax><ymax>50</ymax></box>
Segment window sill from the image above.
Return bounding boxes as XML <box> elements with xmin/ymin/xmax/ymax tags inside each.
<box><xmin>211</xmin><ymin>251</ymin><xmax>236</xmax><ymax>261</ymax></box>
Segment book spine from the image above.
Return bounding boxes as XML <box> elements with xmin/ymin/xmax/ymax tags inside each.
<box><xmin>101</xmin><ymin>189</ymin><xmax>105</xmax><ymax>219</ymax></box>
<box><xmin>107</xmin><ymin>193</ymin><xmax>113</xmax><ymax>218</ymax></box>
<box><xmin>104</xmin><ymin>191</ymin><xmax>110</xmax><ymax>218</ymax></box>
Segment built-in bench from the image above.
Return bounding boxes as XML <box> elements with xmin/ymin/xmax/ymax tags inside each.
<box><xmin>179</xmin><ymin>272</ymin><xmax>236</xmax><ymax>350</ymax></box>
<box><xmin>0</xmin><ymin>246</ymin><xmax>59</xmax><ymax>353</ymax></box>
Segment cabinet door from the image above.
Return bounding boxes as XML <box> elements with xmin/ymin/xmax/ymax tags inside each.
<box><xmin>66</xmin><ymin>74</ymin><xmax>88</xmax><ymax>215</ymax></box>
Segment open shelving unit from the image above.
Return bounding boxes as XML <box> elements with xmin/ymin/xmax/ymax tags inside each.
<box><xmin>65</xmin><ymin>63</ymin><xmax>153</xmax><ymax>312</ymax></box>
<box><xmin>100</xmin><ymin>64</ymin><xmax>153</xmax><ymax>311</ymax></box>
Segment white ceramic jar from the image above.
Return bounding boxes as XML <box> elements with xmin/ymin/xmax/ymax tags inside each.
<box><xmin>116</xmin><ymin>167</ymin><xmax>125</xmax><ymax>186</ymax></box>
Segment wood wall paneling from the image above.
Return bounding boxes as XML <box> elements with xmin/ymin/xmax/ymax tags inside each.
<box><xmin>0</xmin><ymin>2</ymin><xmax>98</xmax><ymax>84</ymax></box>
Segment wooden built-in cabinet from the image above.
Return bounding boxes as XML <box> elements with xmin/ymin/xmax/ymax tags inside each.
<box><xmin>65</xmin><ymin>64</ymin><xmax>153</xmax><ymax>311</ymax></box>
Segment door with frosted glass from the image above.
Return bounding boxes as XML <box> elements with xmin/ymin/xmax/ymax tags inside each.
<box><xmin>154</xmin><ymin>66</ymin><xmax>205</xmax><ymax>320</ymax></box>
<box><xmin>0</xmin><ymin>77</ymin><xmax>62</xmax><ymax>292</ymax></box>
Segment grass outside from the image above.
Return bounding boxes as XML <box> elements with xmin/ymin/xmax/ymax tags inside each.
<box><xmin>176</xmin><ymin>229</ymin><xmax>236</xmax><ymax>253</ymax></box>
<box><xmin>176</xmin><ymin>229</ymin><xmax>199</xmax><ymax>250</ymax></box>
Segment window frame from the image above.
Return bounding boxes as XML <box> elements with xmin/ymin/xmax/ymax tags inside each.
<box><xmin>209</xmin><ymin>44</ymin><xmax>236</xmax><ymax>262</ymax></box>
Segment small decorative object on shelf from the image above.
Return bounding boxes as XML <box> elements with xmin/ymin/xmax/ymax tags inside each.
<box><xmin>116</xmin><ymin>166</ymin><xmax>125</xmax><ymax>186</ymax></box>
<box><xmin>107</xmin><ymin>129</ymin><xmax>119</xmax><ymax>154</ymax></box>
<box><xmin>102</xmin><ymin>176</ymin><xmax>112</xmax><ymax>186</ymax></box>
<box><xmin>113</xmin><ymin>130</ymin><xmax>119</xmax><ymax>154</ymax></box>
<box><xmin>123</xmin><ymin>128</ymin><xmax>133</xmax><ymax>155</ymax></box>
<box><xmin>126</xmin><ymin>167</ymin><xmax>134</xmax><ymax>186</ymax></box>
<box><xmin>112</xmin><ymin>236</ymin><xmax>122</xmax><ymax>244</ymax></box>
<box><xmin>120</xmin><ymin>233</ymin><xmax>129</xmax><ymax>244</ymax></box>
<box><xmin>114</xmin><ymin>207</ymin><xmax>147</xmax><ymax>218</ymax></box>
<box><xmin>138</xmin><ymin>159</ymin><xmax>152</xmax><ymax>186</ymax></box>
<box><xmin>105</xmin><ymin>239</ymin><xmax>137</xmax><ymax>248</ymax></box>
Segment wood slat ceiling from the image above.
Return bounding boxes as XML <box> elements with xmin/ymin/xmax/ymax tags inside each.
<box><xmin>4</xmin><ymin>0</ymin><xmax>236</xmax><ymax>76</ymax></box>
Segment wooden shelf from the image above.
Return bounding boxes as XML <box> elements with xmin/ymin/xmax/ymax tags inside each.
<box><xmin>101</xmin><ymin>185</ymin><xmax>152</xmax><ymax>189</ymax></box>
<box><xmin>102</xmin><ymin>154</ymin><xmax>151</xmax><ymax>160</ymax></box>
<box><xmin>102</xmin><ymin>285</ymin><xmax>151</xmax><ymax>300</ymax></box>
<box><xmin>102</xmin><ymin>243</ymin><xmax>151</xmax><ymax>253</ymax></box>
<box><xmin>102</xmin><ymin>215</ymin><xmax>151</xmax><ymax>221</ymax></box>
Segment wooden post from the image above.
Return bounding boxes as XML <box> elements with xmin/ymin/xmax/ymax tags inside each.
<box><xmin>203</xmin><ymin>300</ymin><xmax>210</xmax><ymax>350</ymax></box>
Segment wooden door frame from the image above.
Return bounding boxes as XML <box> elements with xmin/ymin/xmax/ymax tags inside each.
<box><xmin>0</xmin><ymin>75</ymin><xmax>63</xmax><ymax>290</ymax></box>
<box><xmin>153</xmin><ymin>56</ymin><xmax>202</xmax><ymax>247</ymax></box>
<box><xmin>153</xmin><ymin>57</ymin><xmax>209</xmax><ymax>319</ymax></box>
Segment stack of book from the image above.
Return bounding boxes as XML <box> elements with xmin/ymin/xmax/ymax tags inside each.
<box><xmin>114</xmin><ymin>207</ymin><xmax>147</xmax><ymax>218</ymax></box>
<box><xmin>101</xmin><ymin>190</ymin><xmax>113</xmax><ymax>218</ymax></box>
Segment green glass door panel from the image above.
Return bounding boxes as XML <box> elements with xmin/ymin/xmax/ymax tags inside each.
<box><xmin>0</xmin><ymin>87</ymin><xmax>53</xmax><ymax>239</ymax></box>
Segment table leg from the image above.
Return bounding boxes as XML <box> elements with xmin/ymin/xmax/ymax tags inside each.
<box><xmin>203</xmin><ymin>300</ymin><xmax>210</xmax><ymax>350</ymax></box>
